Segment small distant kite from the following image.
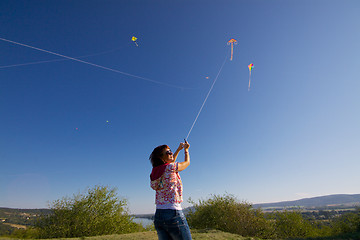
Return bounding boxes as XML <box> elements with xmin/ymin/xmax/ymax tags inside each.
<box><xmin>205</xmin><ymin>76</ymin><xmax>209</xmax><ymax>79</ymax></box>
<box><xmin>227</xmin><ymin>39</ymin><xmax>237</xmax><ymax>61</ymax></box>
<box><xmin>248</xmin><ymin>63</ymin><xmax>254</xmax><ymax>91</ymax></box>
<box><xmin>131</xmin><ymin>36</ymin><xmax>138</xmax><ymax>47</ymax></box>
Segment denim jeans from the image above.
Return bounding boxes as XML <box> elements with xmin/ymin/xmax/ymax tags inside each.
<box><xmin>154</xmin><ymin>209</ymin><xmax>192</xmax><ymax>240</ymax></box>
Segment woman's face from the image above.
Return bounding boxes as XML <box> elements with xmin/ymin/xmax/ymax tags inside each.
<box><xmin>161</xmin><ymin>147</ymin><xmax>174</xmax><ymax>163</ymax></box>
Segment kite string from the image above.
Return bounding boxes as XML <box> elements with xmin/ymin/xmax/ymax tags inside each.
<box><xmin>0</xmin><ymin>46</ymin><xmax>125</xmax><ymax>69</ymax></box>
<box><xmin>185</xmin><ymin>54</ymin><xmax>228</xmax><ymax>140</ymax></box>
<box><xmin>0</xmin><ymin>37</ymin><xmax>188</xmax><ymax>89</ymax></box>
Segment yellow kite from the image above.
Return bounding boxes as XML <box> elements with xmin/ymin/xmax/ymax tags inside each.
<box><xmin>131</xmin><ymin>36</ymin><xmax>138</xmax><ymax>47</ymax></box>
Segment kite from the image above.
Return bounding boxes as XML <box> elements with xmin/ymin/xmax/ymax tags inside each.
<box><xmin>227</xmin><ymin>39</ymin><xmax>237</xmax><ymax>61</ymax></box>
<box><xmin>131</xmin><ymin>36</ymin><xmax>138</xmax><ymax>47</ymax></box>
<box><xmin>248</xmin><ymin>63</ymin><xmax>254</xmax><ymax>91</ymax></box>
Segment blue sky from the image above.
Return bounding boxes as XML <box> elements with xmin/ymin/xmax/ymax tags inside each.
<box><xmin>1</xmin><ymin>0</ymin><xmax>359</xmax><ymax>214</ymax></box>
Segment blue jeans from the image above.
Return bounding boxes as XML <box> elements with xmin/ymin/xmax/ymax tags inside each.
<box><xmin>154</xmin><ymin>209</ymin><xmax>192</xmax><ymax>240</ymax></box>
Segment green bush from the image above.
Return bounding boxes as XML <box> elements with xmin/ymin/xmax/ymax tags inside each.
<box><xmin>35</xmin><ymin>185</ymin><xmax>143</xmax><ymax>238</ymax></box>
<box><xmin>9</xmin><ymin>227</ymin><xmax>40</xmax><ymax>239</ymax></box>
<box><xmin>187</xmin><ymin>194</ymin><xmax>274</xmax><ymax>238</ymax></box>
<box><xmin>331</xmin><ymin>208</ymin><xmax>360</xmax><ymax>235</ymax></box>
<box><xmin>269</xmin><ymin>209</ymin><xmax>323</xmax><ymax>239</ymax></box>
<box><xmin>0</xmin><ymin>223</ymin><xmax>14</xmax><ymax>236</ymax></box>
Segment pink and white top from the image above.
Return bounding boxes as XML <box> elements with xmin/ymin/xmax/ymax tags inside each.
<box><xmin>150</xmin><ymin>163</ymin><xmax>183</xmax><ymax>209</ymax></box>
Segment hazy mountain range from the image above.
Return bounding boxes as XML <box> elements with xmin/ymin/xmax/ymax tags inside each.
<box><xmin>253</xmin><ymin>194</ymin><xmax>360</xmax><ymax>209</ymax></box>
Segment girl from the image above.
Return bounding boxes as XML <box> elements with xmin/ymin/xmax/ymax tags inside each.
<box><xmin>149</xmin><ymin>141</ymin><xmax>192</xmax><ymax>240</ymax></box>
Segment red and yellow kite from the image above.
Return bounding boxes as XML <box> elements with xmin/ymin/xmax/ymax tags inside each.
<box><xmin>227</xmin><ymin>39</ymin><xmax>237</xmax><ymax>61</ymax></box>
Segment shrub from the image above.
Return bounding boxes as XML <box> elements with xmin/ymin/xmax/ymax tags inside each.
<box><xmin>331</xmin><ymin>208</ymin><xmax>360</xmax><ymax>235</ymax></box>
<box><xmin>269</xmin><ymin>209</ymin><xmax>321</xmax><ymax>239</ymax></box>
<box><xmin>187</xmin><ymin>194</ymin><xmax>274</xmax><ymax>238</ymax></box>
<box><xmin>36</xmin><ymin>185</ymin><xmax>143</xmax><ymax>238</ymax></box>
<box><xmin>9</xmin><ymin>227</ymin><xmax>40</xmax><ymax>239</ymax></box>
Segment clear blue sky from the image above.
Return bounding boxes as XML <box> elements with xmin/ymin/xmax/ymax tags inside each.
<box><xmin>1</xmin><ymin>0</ymin><xmax>359</xmax><ymax>214</ymax></box>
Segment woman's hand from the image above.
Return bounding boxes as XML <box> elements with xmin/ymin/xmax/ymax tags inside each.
<box><xmin>184</xmin><ymin>141</ymin><xmax>190</xmax><ymax>150</ymax></box>
<box><xmin>178</xmin><ymin>140</ymin><xmax>190</xmax><ymax>171</ymax></box>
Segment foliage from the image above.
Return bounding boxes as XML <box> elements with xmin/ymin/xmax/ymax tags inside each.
<box><xmin>269</xmin><ymin>209</ymin><xmax>325</xmax><ymax>239</ymax></box>
<box><xmin>5</xmin><ymin>227</ymin><xmax>39</xmax><ymax>239</ymax></box>
<box><xmin>35</xmin><ymin>185</ymin><xmax>144</xmax><ymax>238</ymax></box>
<box><xmin>0</xmin><ymin>223</ymin><xmax>14</xmax><ymax>236</ymax></box>
<box><xmin>330</xmin><ymin>207</ymin><xmax>360</xmax><ymax>235</ymax></box>
<box><xmin>187</xmin><ymin>194</ymin><xmax>274</xmax><ymax>238</ymax></box>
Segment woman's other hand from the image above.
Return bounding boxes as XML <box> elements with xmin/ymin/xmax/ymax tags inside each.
<box><xmin>178</xmin><ymin>142</ymin><xmax>185</xmax><ymax>150</ymax></box>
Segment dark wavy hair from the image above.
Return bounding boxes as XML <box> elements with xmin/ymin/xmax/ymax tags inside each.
<box><xmin>149</xmin><ymin>145</ymin><xmax>169</xmax><ymax>167</ymax></box>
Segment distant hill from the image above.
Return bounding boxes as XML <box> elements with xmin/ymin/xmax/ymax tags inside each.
<box><xmin>253</xmin><ymin>194</ymin><xmax>360</xmax><ymax>209</ymax></box>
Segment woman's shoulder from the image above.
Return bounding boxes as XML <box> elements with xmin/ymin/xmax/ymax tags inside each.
<box><xmin>165</xmin><ymin>162</ymin><xmax>178</xmax><ymax>172</ymax></box>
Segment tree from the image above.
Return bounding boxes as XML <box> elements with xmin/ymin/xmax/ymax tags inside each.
<box><xmin>36</xmin><ymin>185</ymin><xmax>143</xmax><ymax>238</ymax></box>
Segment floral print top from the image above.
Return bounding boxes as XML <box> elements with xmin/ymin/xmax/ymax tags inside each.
<box><xmin>150</xmin><ymin>162</ymin><xmax>183</xmax><ymax>205</ymax></box>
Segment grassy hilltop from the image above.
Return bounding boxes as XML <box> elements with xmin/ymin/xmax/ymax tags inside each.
<box><xmin>1</xmin><ymin>229</ymin><xmax>360</xmax><ymax>240</ymax></box>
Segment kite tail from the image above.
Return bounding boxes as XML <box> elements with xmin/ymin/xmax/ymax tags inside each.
<box><xmin>230</xmin><ymin>45</ymin><xmax>233</xmax><ymax>61</ymax></box>
<box><xmin>248</xmin><ymin>71</ymin><xmax>251</xmax><ymax>91</ymax></box>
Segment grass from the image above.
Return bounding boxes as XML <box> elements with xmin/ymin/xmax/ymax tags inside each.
<box><xmin>0</xmin><ymin>229</ymin><xmax>262</xmax><ymax>240</ymax></box>
<box><xmin>2</xmin><ymin>228</ymin><xmax>360</xmax><ymax>240</ymax></box>
<box><xmin>1</xmin><ymin>230</ymin><xmax>359</xmax><ymax>240</ymax></box>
